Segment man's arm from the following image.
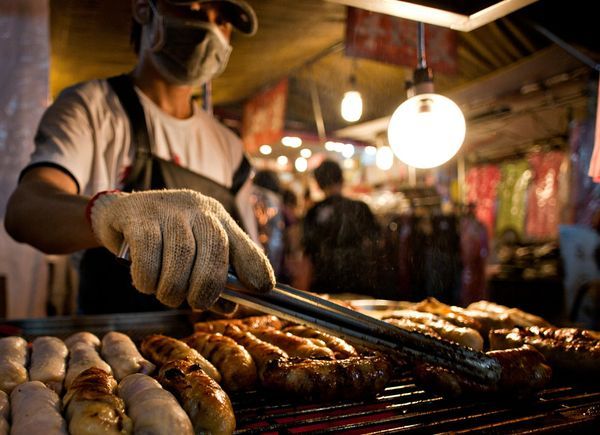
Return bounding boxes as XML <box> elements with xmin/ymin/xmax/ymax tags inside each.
<box><xmin>4</xmin><ymin>167</ymin><xmax>99</xmax><ymax>254</ymax></box>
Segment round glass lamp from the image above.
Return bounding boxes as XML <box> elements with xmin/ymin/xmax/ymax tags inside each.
<box><xmin>388</xmin><ymin>93</ymin><xmax>465</xmax><ymax>169</ymax></box>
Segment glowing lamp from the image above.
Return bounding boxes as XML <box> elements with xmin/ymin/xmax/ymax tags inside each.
<box><xmin>388</xmin><ymin>93</ymin><xmax>465</xmax><ymax>168</ymax></box>
<box><xmin>341</xmin><ymin>90</ymin><xmax>363</xmax><ymax>122</ymax></box>
<box><xmin>387</xmin><ymin>22</ymin><xmax>465</xmax><ymax>169</ymax></box>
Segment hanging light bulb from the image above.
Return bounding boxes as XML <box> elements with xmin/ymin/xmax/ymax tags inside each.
<box><xmin>388</xmin><ymin>93</ymin><xmax>465</xmax><ymax>168</ymax></box>
<box><xmin>387</xmin><ymin>22</ymin><xmax>465</xmax><ymax>169</ymax></box>
<box><xmin>341</xmin><ymin>67</ymin><xmax>363</xmax><ymax>122</ymax></box>
<box><xmin>341</xmin><ymin>91</ymin><xmax>363</xmax><ymax>122</ymax></box>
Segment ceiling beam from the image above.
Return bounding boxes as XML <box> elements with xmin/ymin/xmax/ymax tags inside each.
<box><xmin>325</xmin><ymin>0</ymin><xmax>538</xmax><ymax>32</ymax></box>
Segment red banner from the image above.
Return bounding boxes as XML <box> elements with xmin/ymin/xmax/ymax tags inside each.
<box><xmin>345</xmin><ymin>7</ymin><xmax>458</xmax><ymax>75</ymax></box>
<box><xmin>242</xmin><ymin>79</ymin><xmax>288</xmax><ymax>153</ymax></box>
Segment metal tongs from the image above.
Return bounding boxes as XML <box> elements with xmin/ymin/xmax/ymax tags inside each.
<box><xmin>118</xmin><ymin>243</ymin><xmax>501</xmax><ymax>384</ymax></box>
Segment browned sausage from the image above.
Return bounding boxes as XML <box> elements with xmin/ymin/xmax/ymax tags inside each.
<box><xmin>194</xmin><ymin>315</ymin><xmax>285</xmax><ymax>333</ymax></box>
<box><xmin>283</xmin><ymin>326</ymin><xmax>358</xmax><ymax>359</ymax></box>
<box><xmin>63</xmin><ymin>367</ymin><xmax>132</xmax><ymax>435</ymax></box>
<box><xmin>260</xmin><ymin>356</ymin><xmax>392</xmax><ymax>401</ymax></box>
<box><xmin>140</xmin><ymin>335</ymin><xmax>220</xmax><ymax>382</ymax></box>
<box><xmin>250</xmin><ymin>328</ymin><xmax>335</xmax><ymax>359</ymax></box>
<box><xmin>157</xmin><ymin>359</ymin><xmax>235</xmax><ymax>435</ymax></box>
<box><xmin>223</xmin><ymin>325</ymin><xmax>288</xmax><ymax>371</ymax></box>
<box><xmin>184</xmin><ymin>332</ymin><xmax>257</xmax><ymax>392</ymax></box>
<box><xmin>415</xmin><ymin>345</ymin><xmax>552</xmax><ymax>398</ymax></box>
<box><xmin>489</xmin><ymin>327</ymin><xmax>600</xmax><ymax>375</ymax></box>
<box><xmin>384</xmin><ymin>311</ymin><xmax>484</xmax><ymax>350</ymax></box>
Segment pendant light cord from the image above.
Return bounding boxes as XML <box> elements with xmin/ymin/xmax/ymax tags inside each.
<box><xmin>417</xmin><ymin>22</ymin><xmax>427</xmax><ymax>69</ymax></box>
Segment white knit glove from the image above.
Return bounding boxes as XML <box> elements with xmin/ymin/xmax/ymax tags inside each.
<box><xmin>88</xmin><ymin>189</ymin><xmax>275</xmax><ymax>309</ymax></box>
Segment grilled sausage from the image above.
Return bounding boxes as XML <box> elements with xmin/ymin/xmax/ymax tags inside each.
<box><xmin>489</xmin><ymin>326</ymin><xmax>600</xmax><ymax>375</ymax></box>
<box><xmin>194</xmin><ymin>315</ymin><xmax>285</xmax><ymax>333</ymax></box>
<box><xmin>430</xmin><ymin>310</ymin><xmax>484</xmax><ymax>332</ymax></box>
<box><xmin>101</xmin><ymin>332</ymin><xmax>155</xmax><ymax>381</ymax></box>
<box><xmin>118</xmin><ymin>373</ymin><xmax>193</xmax><ymax>435</ymax></box>
<box><xmin>140</xmin><ymin>334</ymin><xmax>221</xmax><ymax>382</ymax></box>
<box><xmin>0</xmin><ymin>336</ymin><xmax>29</xmax><ymax>394</ymax></box>
<box><xmin>283</xmin><ymin>326</ymin><xmax>359</xmax><ymax>359</ymax></box>
<box><xmin>384</xmin><ymin>310</ymin><xmax>484</xmax><ymax>350</ymax></box>
<box><xmin>64</xmin><ymin>332</ymin><xmax>112</xmax><ymax>389</ymax></box>
<box><xmin>260</xmin><ymin>356</ymin><xmax>393</xmax><ymax>401</ymax></box>
<box><xmin>29</xmin><ymin>336</ymin><xmax>68</xmax><ymax>395</ymax></box>
<box><xmin>415</xmin><ymin>345</ymin><xmax>552</xmax><ymax>398</ymax></box>
<box><xmin>10</xmin><ymin>381</ymin><xmax>67</xmax><ymax>435</ymax></box>
<box><xmin>490</xmin><ymin>345</ymin><xmax>553</xmax><ymax>391</ymax></box>
<box><xmin>250</xmin><ymin>328</ymin><xmax>335</xmax><ymax>359</ymax></box>
<box><xmin>157</xmin><ymin>359</ymin><xmax>235</xmax><ymax>435</ymax></box>
<box><xmin>413</xmin><ymin>297</ymin><xmax>514</xmax><ymax>334</ymax></box>
<box><xmin>184</xmin><ymin>332</ymin><xmax>257</xmax><ymax>391</ymax></box>
<box><xmin>223</xmin><ymin>325</ymin><xmax>288</xmax><ymax>371</ymax></box>
<box><xmin>468</xmin><ymin>301</ymin><xmax>552</xmax><ymax>327</ymax></box>
<box><xmin>378</xmin><ymin>317</ymin><xmax>442</xmax><ymax>339</ymax></box>
<box><xmin>63</xmin><ymin>367</ymin><xmax>132</xmax><ymax>435</ymax></box>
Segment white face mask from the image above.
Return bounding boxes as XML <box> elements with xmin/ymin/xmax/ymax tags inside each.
<box><xmin>146</xmin><ymin>1</ymin><xmax>233</xmax><ymax>86</ymax></box>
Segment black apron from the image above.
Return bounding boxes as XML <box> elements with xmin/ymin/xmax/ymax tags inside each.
<box><xmin>78</xmin><ymin>74</ymin><xmax>251</xmax><ymax>314</ymax></box>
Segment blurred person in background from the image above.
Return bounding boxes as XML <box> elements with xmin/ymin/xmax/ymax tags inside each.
<box><xmin>279</xmin><ymin>188</ymin><xmax>302</xmax><ymax>284</ymax></box>
<box><xmin>251</xmin><ymin>169</ymin><xmax>285</xmax><ymax>279</ymax></box>
<box><xmin>299</xmin><ymin>159</ymin><xmax>381</xmax><ymax>296</ymax></box>
<box><xmin>459</xmin><ymin>203</ymin><xmax>488</xmax><ymax>305</ymax></box>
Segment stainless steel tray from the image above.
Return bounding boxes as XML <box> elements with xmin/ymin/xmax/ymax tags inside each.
<box><xmin>0</xmin><ymin>310</ymin><xmax>197</xmax><ymax>342</ymax></box>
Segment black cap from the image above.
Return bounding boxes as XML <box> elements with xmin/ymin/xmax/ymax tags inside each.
<box><xmin>167</xmin><ymin>0</ymin><xmax>257</xmax><ymax>35</ymax></box>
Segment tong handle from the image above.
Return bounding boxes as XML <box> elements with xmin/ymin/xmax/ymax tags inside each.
<box><xmin>117</xmin><ymin>241</ymin><xmax>500</xmax><ymax>383</ymax></box>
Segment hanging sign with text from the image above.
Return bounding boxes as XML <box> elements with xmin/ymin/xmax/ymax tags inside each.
<box><xmin>242</xmin><ymin>79</ymin><xmax>288</xmax><ymax>153</ymax></box>
<box><xmin>345</xmin><ymin>7</ymin><xmax>458</xmax><ymax>75</ymax></box>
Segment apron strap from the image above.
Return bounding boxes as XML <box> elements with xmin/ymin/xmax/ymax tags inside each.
<box><xmin>107</xmin><ymin>74</ymin><xmax>153</xmax><ymax>190</ymax></box>
<box><xmin>231</xmin><ymin>154</ymin><xmax>251</xmax><ymax>195</ymax></box>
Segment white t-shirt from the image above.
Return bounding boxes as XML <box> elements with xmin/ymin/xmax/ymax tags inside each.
<box><xmin>27</xmin><ymin>78</ymin><xmax>258</xmax><ymax>238</ymax></box>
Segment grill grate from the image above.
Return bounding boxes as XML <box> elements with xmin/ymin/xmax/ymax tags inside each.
<box><xmin>3</xmin><ymin>312</ymin><xmax>599</xmax><ymax>433</ymax></box>
<box><xmin>231</xmin><ymin>375</ymin><xmax>600</xmax><ymax>434</ymax></box>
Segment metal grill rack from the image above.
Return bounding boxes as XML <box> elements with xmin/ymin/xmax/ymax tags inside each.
<box><xmin>232</xmin><ymin>375</ymin><xmax>600</xmax><ymax>434</ymax></box>
<box><xmin>2</xmin><ymin>311</ymin><xmax>599</xmax><ymax>433</ymax></box>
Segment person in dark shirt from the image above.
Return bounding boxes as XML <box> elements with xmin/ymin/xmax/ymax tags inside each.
<box><xmin>301</xmin><ymin>159</ymin><xmax>380</xmax><ymax>295</ymax></box>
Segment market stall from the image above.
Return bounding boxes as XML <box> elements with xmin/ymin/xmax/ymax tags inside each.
<box><xmin>1</xmin><ymin>0</ymin><xmax>599</xmax><ymax>433</ymax></box>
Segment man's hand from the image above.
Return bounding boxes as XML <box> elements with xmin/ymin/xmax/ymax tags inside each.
<box><xmin>88</xmin><ymin>189</ymin><xmax>275</xmax><ymax>309</ymax></box>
